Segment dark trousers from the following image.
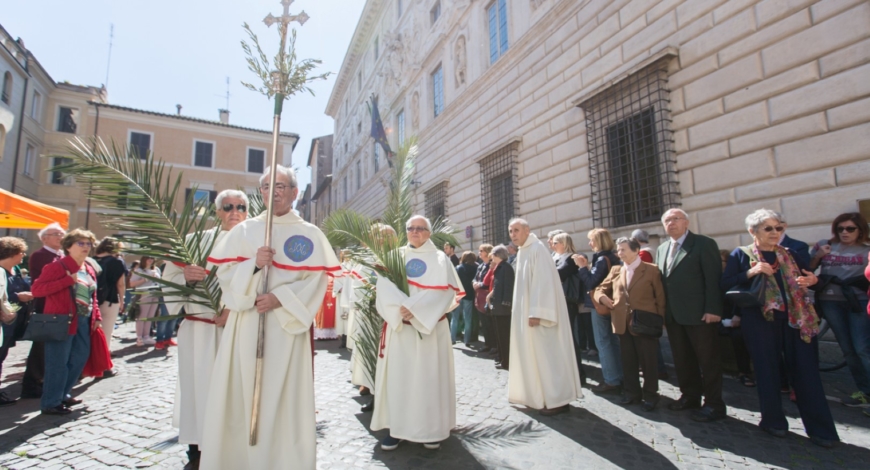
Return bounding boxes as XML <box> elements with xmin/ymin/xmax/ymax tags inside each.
<box><xmin>0</xmin><ymin>341</ymin><xmax>9</xmax><ymax>380</ymax></box>
<box><xmin>742</xmin><ymin>312</ymin><xmax>839</xmax><ymax>440</ymax></box>
<box><xmin>567</xmin><ymin>307</ymin><xmax>586</xmax><ymax>381</ymax></box>
<box><xmin>22</xmin><ymin>341</ymin><xmax>45</xmax><ymax>393</ymax></box>
<box><xmin>667</xmin><ymin>322</ymin><xmax>725</xmax><ymax>412</ymax></box>
<box><xmin>728</xmin><ymin>328</ymin><xmax>753</xmax><ymax>376</ymax></box>
<box><xmin>619</xmin><ymin>332</ymin><xmax>659</xmax><ymax>400</ymax></box>
<box><xmin>577</xmin><ymin>311</ymin><xmax>596</xmax><ymax>351</ymax></box>
<box><xmin>481</xmin><ymin>313</ymin><xmax>498</xmax><ymax>350</ymax></box>
<box><xmin>494</xmin><ymin>315</ymin><xmax>511</xmax><ymax>368</ymax></box>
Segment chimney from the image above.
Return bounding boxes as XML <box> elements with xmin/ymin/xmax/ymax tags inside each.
<box><xmin>219</xmin><ymin>109</ymin><xmax>229</xmax><ymax>124</ymax></box>
<box><xmin>176</xmin><ymin>104</ymin><xmax>182</xmax><ymax>115</ymax></box>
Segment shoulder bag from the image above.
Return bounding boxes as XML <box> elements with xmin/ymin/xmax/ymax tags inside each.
<box><xmin>629</xmin><ymin>309</ymin><xmax>664</xmax><ymax>337</ymax></box>
<box><xmin>589</xmin><ymin>255</ymin><xmax>612</xmax><ymax>315</ymax></box>
<box><xmin>22</xmin><ymin>272</ymin><xmax>75</xmax><ymax>343</ymax></box>
<box><xmin>725</xmin><ymin>246</ymin><xmax>767</xmax><ymax>308</ymax></box>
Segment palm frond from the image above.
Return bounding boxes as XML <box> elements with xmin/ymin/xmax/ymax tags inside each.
<box><xmin>350</xmin><ymin>283</ymin><xmax>382</xmax><ymax>387</ymax></box>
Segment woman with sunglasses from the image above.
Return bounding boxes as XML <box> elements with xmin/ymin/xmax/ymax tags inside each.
<box><xmin>722</xmin><ymin>209</ymin><xmax>837</xmax><ymax>447</ymax></box>
<box><xmin>810</xmin><ymin>212</ymin><xmax>870</xmax><ymax>408</ymax></box>
<box><xmin>31</xmin><ymin>228</ymin><xmax>103</xmax><ymax>415</ymax></box>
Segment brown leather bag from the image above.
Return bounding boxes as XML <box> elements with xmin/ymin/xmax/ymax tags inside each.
<box><xmin>589</xmin><ymin>255</ymin><xmax>612</xmax><ymax>315</ymax></box>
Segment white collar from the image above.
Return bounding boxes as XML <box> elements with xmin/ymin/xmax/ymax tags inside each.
<box><xmin>43</xmin><ymin>246</ymin><xmax>60</xmax><ymax>255</ymax></box>
<box><xmin>670</xmin><ymin>231</ymin><xmax>689</xmax><ymax>247</ymax></box>
<box><xmin>624</xmin><ymin>256</ymin><xmax>642</xmax><ymax>272</ymax></box>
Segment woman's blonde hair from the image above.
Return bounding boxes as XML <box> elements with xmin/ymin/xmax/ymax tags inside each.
<box><xmin>552</xmin><ymin>233</ymin><xmax>576</xmax><ymax>253</ymax></box>
<box><xmin>587</xmin><ymin>228</ymin><xmax>615</xmax><ymax>252</ymax></box>
<box><xmin>478</xmin><ymin>244</ymin><xmax>494</xmax><ymax>254</ymax></box>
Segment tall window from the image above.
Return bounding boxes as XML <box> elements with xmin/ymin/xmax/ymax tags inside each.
<box><xmin>479</xmin><ymin>142</ymin><xmax>518</xmax><ymax>245</ymax></box>
<box><xmin>432</xmin><ymin>65</ymin><xmax>444</xmax><ymax>117</ymax></box>
<box><xmin>488</xmin><ymin>0</ymin><xmax>509</xmax><ymax>64</ymax></box>
<box><xmin>1</xmin><ymin>72</ymin><xmax>10</xmax><ymax>104</ymax></box>
<box><xmin>129</xmin><ymin>131</ymin><xmax>151</xmax><ymax>160</ymax></box>
<box><xmin>356</xmin><ymin>160</ymin><xmax>362</xmax><ymax>190</ymax></box>
<box><xmin>248</xmin><ymin>148</ymin><xmax>265</xmax><ymax>173</ymax></box>
<box><xmin>397</xmin><ymin>109</ymin><xmax>405</xmax><ymax>146</ymax></box>
<box><xmin>373</xmin><ymin>141</ymin><xmax>380</xmax><ymax>173</ymax></box>
<box><xmin>50</xmin><ymin>157</ymin><xmax>73</xmax><ymax>185</ymax></box>
<box><xmin>425</xmin><ymin>181</ymin><xmax>447</xmax><ymax>222</ymax></box>
<box><xmin>431</xmin><ymin>1</ymin><xmax>441</xmax><ymax>25</ymax></box>
<box><xmin>343</xmin><ymin>176</ymin><xmax>348</xmax><ymax>202</ymax></box>
<box><xmin>30</xmin><ymin>91</ymin><xmax>41</xmax><ymax>120</ymax></box>
<box><xmin>579</xmin><ymin>58</ymin><xmax>680</xmax><ymax>228</ymax></box>
<box><xmin>23</xmin><ymin>143</ymin><xmax>34</xmax><ymax>176</ymax></box>
<box><xmin>374</xmin><ymin>36</ymin><xmax>379</xmax><ymax>61</ymax></box>
<box><xmin>57</xmin><ymin>106</ymin><xmax>78</xmax><ymax>134</ymax></box>
<box><xmin>193</xmin><ymin>140</ymin><xmax>214</xmax><ymax>167</ymax></box>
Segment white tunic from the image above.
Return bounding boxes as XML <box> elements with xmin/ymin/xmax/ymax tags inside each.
<box><xmin>371</xmin><ymin>240</ymin><xmax>463</xmax><ymax>443</ymax></box>
<box><xmin>201</xmin><ymin>211</ymin><xmax>340</xmax><ymax>470</ymax></box>
<box><xmin>508</xmin><ymin>233</ymin><xmax>583</xmax><ymax>409</ymax></box>
<box><xmin>342</xmin><ymin>263</ymin><xmax>375</xmax><ymax>389</ymax></box>
<box><xmin>162</xmin><ymin>228</ymin><xmax>225</xmax><ymax>446</ymax></box>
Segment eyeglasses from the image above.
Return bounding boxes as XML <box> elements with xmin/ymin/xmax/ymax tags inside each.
<box><xmin>664</xmin><ymin>217</ymin><xmax>686</xmax><ymax>224</ymax></box>
<box><xmin>44</xmin><ymin>232</ymin><xmax>64</xmax><ymax>237</ymax></box>
<box><xmin>406</xmin><ymin>226</ymin><xmax>429</xmax><ymax>233</ymax></box>
<box><xmin>221</xmin><ymin>204</ymin><xmax>247</xmax><ymax>213</ymax></box>
<box><xmin>760</xmin><ymin>226</ymin><xmax>785</xmax><ymax>233</ymax></box>
<box><xmin>75</xmin><ymin>241</ymin><xmax>94</xmax><ymax>248</ymax></box>
<box><xmin>260</xmin><ymin>183</ymin><xmax>291</xmax><ymax>193</ymax></box>
<box><xmin>837</xmin><ymin>226</ymin><xmax>858</xmax><ymax>233</ymax></box>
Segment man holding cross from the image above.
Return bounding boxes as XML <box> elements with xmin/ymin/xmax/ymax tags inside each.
<box><xmin>201</xmin><ymin>165</ymin><xmax>340</xmax><ymax>469</ymax></box>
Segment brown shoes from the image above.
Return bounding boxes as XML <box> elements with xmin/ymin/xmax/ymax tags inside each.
<box><xmin>539</xmin><ymin>405</ymin><xmax>569</xmax><ymax>416</ymax></box>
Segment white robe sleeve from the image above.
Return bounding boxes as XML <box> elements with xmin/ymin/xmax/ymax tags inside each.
<box><xmin>269</xmin><ymin>270</ymin><xmax>328</xmax><ymax>335</ymax></box>
<box><xmin>402</xmin><ymin>287</ymin><xmax>455</xmax><ymax>334</ymax></box>
<box><xmin>528</xmin><ymin>248</ymin><xmax>560</xmax><ymax>327</ymax></box>
<box><xmin>215</xmin><ymin>257</ymin><xmax>262</xmax><ymax>313</ymax></box>
<box><xmin>375</xmin><ymin>276</ymin><xmax>408</xmax><ymax>333</ymax></box>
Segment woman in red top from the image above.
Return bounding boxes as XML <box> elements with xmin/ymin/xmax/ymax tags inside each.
<box><xmin>32</xmin><ymin>228</ymin><xmax>103</xmax><ymax>415</ymax></box>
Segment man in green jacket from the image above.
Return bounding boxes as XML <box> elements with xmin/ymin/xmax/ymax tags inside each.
<box><xmin>656</xmin><ymin>209</ymin><xmax>725</xmax><ymax>422</ymax></box>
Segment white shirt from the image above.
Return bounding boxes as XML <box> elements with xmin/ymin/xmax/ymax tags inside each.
<box><xmin>43</xmin><ymin>246</ymin><xmax>60</xmax><ymax>255</ymax></box>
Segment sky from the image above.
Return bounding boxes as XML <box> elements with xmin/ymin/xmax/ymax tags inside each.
<box><xmin>4</xmin><ymin>0</ymin><xmax>366</xmax><ymax>192</ymax></box>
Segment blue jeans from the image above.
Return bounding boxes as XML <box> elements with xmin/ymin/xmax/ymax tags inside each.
<box><xmin>592</xmin><ymin>312</ymin><xmax>623</xmax><ymax>386</ymax></box>
<box><xmin>155</xmin><ymin>300</ymin><xmax>178</xmax><ymax>342</ymax></box>
<box><xmin>451</xmin><ymin>299</ymin><xmax>474</xmax><ymax>344</ymax></box>
<box><xmin>42</xmin><ymin>315</ymin><xmax>91</xmax><ymax>409</ymax></box>
<box><xmin>820</xmin><ymin>299</ymin><xmax>870</xmax><ymax>394</ymax></box>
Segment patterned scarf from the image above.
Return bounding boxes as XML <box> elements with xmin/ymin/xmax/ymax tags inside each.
<box><xmin>750</xmin><ymin>244</ymin><xmax>820</xmax><ymax>343</ymax></box>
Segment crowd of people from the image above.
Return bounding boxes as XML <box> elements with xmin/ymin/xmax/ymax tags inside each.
<box><xmin>1</xmin><ymin>162</ymin><xmax>869</xmax><ymax>467</ymax></box>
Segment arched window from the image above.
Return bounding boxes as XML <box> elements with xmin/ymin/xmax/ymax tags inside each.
<box><xmin>1</xmin><ymin>72</ymin><xmax>12</xmax><ymax>104</ymax></box>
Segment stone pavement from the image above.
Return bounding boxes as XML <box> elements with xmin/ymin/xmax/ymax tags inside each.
<box><xmin>1</xmin><ymin>322</ymin><xmax>870</xmax><ymax>469</ymax></box>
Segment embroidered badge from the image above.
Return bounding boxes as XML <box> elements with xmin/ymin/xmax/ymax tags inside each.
<box><xmin>406</xmin><ymin>258</ymin><xmax>427</xmax><ymax>278</ymax></box>
<box><xmin>284</xmin><ymin>235</ymin><xmax>314</xmax><ymax>262</ymax></box>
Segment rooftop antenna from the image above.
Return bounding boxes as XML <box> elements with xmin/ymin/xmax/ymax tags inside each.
<box><xmin>215</xmin><ymin>76</ymin><xmax>231</xmax><ymax>111</ymax></box>
<box><xmin>104</xmin><ymin>24</ymin><xmax>114</xmax><ymax>89</ymax></box>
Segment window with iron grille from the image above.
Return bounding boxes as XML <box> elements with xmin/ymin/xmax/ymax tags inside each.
<box><xmin>579</xmin><ymin>59</ymin><xmax>679</xmax><ymax>229</ymax></box>
<box><xmin>487</xmin><ymin>0</ymin><xmax>509</xmax><ymax>64</ymax></box>
<box><xmin>478</xmin><ymin>142</ymin><xmax>518</xmax><ymax>245</ymax></box>
<box><xmin>432</xmin><ymin>65</ymin><xmax>444</xmax><ymax>117</ymax></box>
<box><xmin>425</xmin><ymin>181</ymin><xmax>447</xmax><ymax>222</ymax></box>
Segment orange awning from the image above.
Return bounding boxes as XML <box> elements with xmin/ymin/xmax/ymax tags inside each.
<box><xmin>0</xmin><ymin>188</ymin><xmax>69</xmax><ymax>230</ymax></box>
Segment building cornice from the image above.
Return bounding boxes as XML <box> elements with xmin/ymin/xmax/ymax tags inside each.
<box><xmin>325</xmin><ymin>0</ymin><xmax>383</xmax><ymax>117</ymax></box>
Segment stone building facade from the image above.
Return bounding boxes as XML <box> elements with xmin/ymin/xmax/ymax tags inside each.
<box><xmin>325</xmin><ymin>0</ymin><xmax>870</xmax><ymax>252</ymax></box>
<box><xmin>0</xmin><ymin>26</ymin><xmax>30</xmax><ymax>192</ymax></box>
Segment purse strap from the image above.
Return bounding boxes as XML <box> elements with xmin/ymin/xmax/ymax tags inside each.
<box><xmin>738</xmin><ymin>245</ymin><xmax>759</xmax><ymax>264</ymax></box>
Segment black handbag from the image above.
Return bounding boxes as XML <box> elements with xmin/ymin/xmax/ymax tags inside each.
<box><xmin>22</xmin><ymin>281</ymin><xmax>75</xmax><ymax>343</ymax></box>
<box><xmin>629</xmin><ymin>309</ymin><xmax>663</xmax><ymax>337</ymax></box>
<box><xmin>725</xmin><ymin>246</ymin><xmax>767</xmax><ymax>308</ymax></box>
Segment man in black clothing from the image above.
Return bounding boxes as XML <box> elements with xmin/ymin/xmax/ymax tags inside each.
<box><xmin>443</xmin><ymin>242</ymin><xmax>460</xmax><ymax>266</ymax></box>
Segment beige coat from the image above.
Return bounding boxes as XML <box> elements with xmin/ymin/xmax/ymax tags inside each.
<box><xmin>594</xmin><ymin>262</ymin><xmax>666</xmax><ymax>335</ymax></box>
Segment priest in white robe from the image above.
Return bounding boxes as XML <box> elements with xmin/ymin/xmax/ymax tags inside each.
<box><xmin>507</xmin><ymin>218</ymin><xmax>583</xmax><ymax>416</ymax></box>
<box><xmin>371</xmin><ymin>215</ymin><xmax>463</xmax><ymax>451</ymax></box>
<box><xmin>163</xmin><ymin>190</ymin><xmax>248</xmax><ymax>469</ymax></box>
<box><xmin>200</xmin><ymin>166</ymin><xmax>340</xmax><ymax>470</ymax></box>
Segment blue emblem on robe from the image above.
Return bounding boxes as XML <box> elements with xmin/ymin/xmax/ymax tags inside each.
<box><xmin>406</xmin><ymin>259</ymin><xmax>427</xmax><ymax>278</ymax></box>
<box><xmin>284</xmin><ymin>235</ymin><xmax>314</xmax><ymax>262</ymax></box>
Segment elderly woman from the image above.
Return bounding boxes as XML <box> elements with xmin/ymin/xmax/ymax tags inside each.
<box><xmin>31</xmin><ymin>228</ymin><xmax>103</xmax><ymax>415</ymax></box>
<box><xmin>573</xmin><ymin>228</ymin><xmax>623</xmax><ymax>394</ymax></box>
<box><xmin>1</xmin><ymin>237</ymin><xmax>32</xmax><ymax>407</ymax></box>
<box><xmin>595</xmin><ymin>237</ymin><xmax>666</xmax><ymax>411</ymax></box>
<box><xmin>722</xmin><ymin>209</ymin><xmax>838</xmax><ymax>447</ymax></box>
<box><xmin>809</xmin><ymin>212</ymin><xmax>870</xmax><ymax>407</ymax></box>
<box><xmin>485</xmin><ymin>245</ymin><xmax>514</xmax><ymax>369</ymax></box>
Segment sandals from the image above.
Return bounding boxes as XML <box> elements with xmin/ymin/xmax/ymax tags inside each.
<box><xmin>738</xmin><ymin>374</ymin><xmax>756</xmax><ymax>387</ymax></box>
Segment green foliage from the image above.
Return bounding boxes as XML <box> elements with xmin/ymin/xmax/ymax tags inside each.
<box><xmin>352</xmin><ymin>283</ymin><xmax>382</xmax><ymax>388</ymax></box>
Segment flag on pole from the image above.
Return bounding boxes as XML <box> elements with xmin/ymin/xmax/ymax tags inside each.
<box><xmin>369</xmin><ymin>95</ymin><xmax>393</xmax><ymax>167</ymax></box>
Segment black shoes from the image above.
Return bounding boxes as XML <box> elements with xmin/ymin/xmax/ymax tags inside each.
<box><xmin>539</xmin><ymin>405</ymin><xmax>569</xmax><ymax>416</ymax></box>
<box><xmin>62</xmin><ymin>397</ymin><xmax>83</xmax><ymax>407</ymax></box>
<box><xmin>810</xmin><ymin>436</ymin><xmax>837</xmax><ymax>448</ymax></box>
<box><xmin>20</xmin><ymin>388</ymin><xmax>42</xmax><ymax>399</ymax></box>
<box><xmin>41</xmin><ymin>405</ymin><xmax>71</xmax><ymax>416</ymax></box>
<box><xmin>691</xmin><ymin>406</ymin><xmax>726</xmax><ymax>422</ymax></box>
<box><xmin>642</xmin><ymin>398</ymin><xmax>659</xmax><ymax>412</ymax></box>
<box><xmin>0</xmin><ymin>392</ymin><xmax>18</xmax><ymax>407</ymax></box>
<box><xmin>361</xmin><ymin>399</ymin><xmax>374</xmax><ymax>412</ymax></box>
<box><xmin>761</xmin><ymin>427</ymin><xmax>787</xmax><ymax>438</ymax></box>
<box><xmin>667</xmin><ymin>396</ymin><xmax>702</xmax><ymax>411</ymax></box>
<box><xmin>590</xmin><ymin>383</ymin><xmax>623</xmax><ymax>395</ymax></box>
<box><xmin>619</xmin><ymin>394</ymin><xmax>641</xmax><ymax>406</ymax></box>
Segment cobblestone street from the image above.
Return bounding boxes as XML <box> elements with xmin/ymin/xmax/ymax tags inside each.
<box><xmin>2</xmin><ymin>322</ymin><xmax>870</xmax><ymax>469</ymax></box>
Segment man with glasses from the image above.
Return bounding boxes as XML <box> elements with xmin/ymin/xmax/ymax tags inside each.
<box><xmin>162</xmin><ymin>189</ymin><xmax>248</xmax><ymax>470</ymax></box>
<box><xmin>372</xmin><ymin>216</ymin><xmax>464</xmax><ymax>452</ymax></box>
<box><xmin>655</xmin><ymin>208</ymin><xmax>725</xmax><ymax>422</ymax></box>
<box><xmin>201</xmin><ymin>166</ymin><xmax>340</xmax><ymax>469</ymax></box>
<box><xmin>20</xmin><ymin>223</ymin><xmax>65</xmax><ymax>399</ymax></box>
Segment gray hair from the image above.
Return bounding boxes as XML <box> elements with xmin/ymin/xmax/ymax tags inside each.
<box><xmin>630</xmin><ymin>229</ymin><xmax>649</xmax><ymax>243</ymax></box>
<box><xmin>661</xmin><ymin>208</ymin><xmax>689</xmax><ymax>223</ymax></box>
<box><xmin>745</xmin><ymin>208</ymin><xmax>784</xmax><ymax>232</ymax></box>
<box><xmin>491</xmin><ymin>244</ymin><xmax>509</xmax><ymax>261</ymax></box>
<box><xmin>772</xmin><ymin>211</ymin><xmax>788</xmax><ymax>225</ymax></box>
<box><xmin>406</xmin><ymin>215</ymin><xmax>432</xmax><ymax>231</ymax></box>
<box><xmin>547</xmin><ymin>229</ymin><xmax>566</xmax><ymax>238</ymax></box>
<box><xmin>615</xmin><ymin>237</ymin><xmax>641</xmax><ymax>252</ymax></box>
<box><xmin>259</xmin><ymin>164</ymin><xmax>298</xmax><ymax>188</ymax></box>
<box><xmin>38</xmin><ymin>222</ymin><xmax>65</xmax><ymax>239</ymax></box>
<box><xmin>215</xmin><ymin>189</ymin><xmax>249</xmax><ymax>209</ymax></box>
<box><xmin>509</xmin><ymin>218</ymin><xmax>529</xmax><ymax>228</ymax></box>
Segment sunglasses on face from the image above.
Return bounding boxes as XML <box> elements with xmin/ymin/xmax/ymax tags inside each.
<box><xmin>406</xmin><ymin>226</ymin><xmax>429</xmax><ymax>233</ymax></box>
<box><xmin>837</xmin><ymin>226</ymin><xmax>858</xmax><ymax>233</ymax></box>
<box><xmin>760</xmin><ymin>226</ymin><xmax>785</xmax><ymax>233</ymax></box>
<box><xmin>75</xmin><ymin>241</ymin><xmax>94</xmax><ymax>248</ymax></box>
<box><xmin>221</xmin><ymin>204</ymin><xmax>247</xmax><ymax>213</ymax></box>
